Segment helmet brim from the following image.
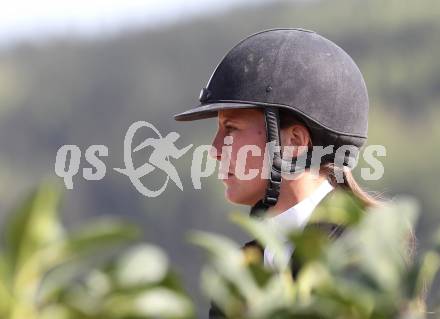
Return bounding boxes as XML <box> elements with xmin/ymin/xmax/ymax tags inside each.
<box><xmin>173</xmin><ymin>102</ymin><xmax>261</xmax><ymax>121</ymax></box>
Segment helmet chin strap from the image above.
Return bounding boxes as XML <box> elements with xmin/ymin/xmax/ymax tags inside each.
<box><xmin>250</xmin><ymin>107</ymin><xmax>282</xmax><ymax>218</ymax></box>
<box><xmin>263</xmin><ymin>108</ymin><xmax>283</xmax><ymax>202</ymax></box>
<box><xmin>250</xmin><ymin>107</ymin><xmax>314</xmax><ymax>218</ymax></box>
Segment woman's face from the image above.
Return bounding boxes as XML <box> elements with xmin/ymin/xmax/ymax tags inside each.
<box><xmin>210</xmin><ymin>108</ymin><xmax>268</xmax><ymax>206</ymax></box>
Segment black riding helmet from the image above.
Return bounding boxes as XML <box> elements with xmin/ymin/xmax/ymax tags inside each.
<box><xmin>174</xmin><ymin>28</ymin><xmax>369</xmax><ymax>213</ymax></box>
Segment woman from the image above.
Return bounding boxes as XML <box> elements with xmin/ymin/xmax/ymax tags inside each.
<box><xmin>174</xmin><ymin>28</ymin><xmax>407</xmax><ymax>317</ymax></box>
<box><xmin>174</xmin><ymin>28</ymin><xmax>377</xmax><ymax>218</ymax></box>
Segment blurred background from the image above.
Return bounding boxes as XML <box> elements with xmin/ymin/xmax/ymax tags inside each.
<box><xmin>0</xmin><ymin>0</ymin><xmax>439</xmax><ymax>316</ymax></box>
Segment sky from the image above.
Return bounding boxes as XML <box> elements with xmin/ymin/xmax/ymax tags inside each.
<box><xmin>0</xmin><ymin>0</ymin><xmax>265</xmax><ymax>44</ymax></box>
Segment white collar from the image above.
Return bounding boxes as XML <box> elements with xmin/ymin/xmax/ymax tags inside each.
<box><xmin>263</xmin><ymin>179</ymin><xmax>334</xmax><ymax>268</ymax></box>
<box><xmin>265</xmin><ymin>179</ymin><xmax>334</xmax><ymax>236</ymax></box>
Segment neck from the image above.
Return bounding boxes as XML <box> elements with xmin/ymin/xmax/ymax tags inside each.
<box><xmin>266</xmin><ymin>172</ymin><xmax>327</xmax><ymax>217</ymax></box>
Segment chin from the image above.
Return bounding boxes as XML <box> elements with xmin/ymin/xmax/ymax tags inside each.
<box><xmin>224</xmin><ymin>186</ymin><xmax>262</xmax><ymax>206</ymax></box>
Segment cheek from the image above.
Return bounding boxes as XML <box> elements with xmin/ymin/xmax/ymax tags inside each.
<box><xmin>245</xmin><ymin>150</ymin><xmax>265</xmax><ymax>172</ymax></box>
<box><xmin>246</xmin><ymin>136</ymin><xmax>267</xmax><ymax>171</ymax></box>
<box><xmin>231</xmin><ymin>132</ymin><xmax>266</xmax><ymax>162</ymax></box>
<box><xmin>231</xmin><ymin>146</ymin><xmax>265</xmax><ymax>176</ymax></box>
<box><xmin>229</xmin><ymin>138</ymin><xmax>267</xmax><ymax>185</ymax></box>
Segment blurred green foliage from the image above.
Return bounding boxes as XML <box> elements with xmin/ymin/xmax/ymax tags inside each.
<box><xmin>0</xmin><ymin>182</ymin><xmax>194</xmax><ymax>319</ymax></box>
<box><xmin>2</xmin><ymin>182</ymin><xmax>440</xmax><ymax>318</ymax></box>
<box><xmin>190</xmin><ymin>191</ymin><xmax>440</xmax><ymax>318</ymax></box>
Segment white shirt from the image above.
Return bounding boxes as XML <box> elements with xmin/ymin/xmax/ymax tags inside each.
<box><xmin>263</xmin><ymin>179</ymin><xmax>334</xmax><ymax>269</ymax></box>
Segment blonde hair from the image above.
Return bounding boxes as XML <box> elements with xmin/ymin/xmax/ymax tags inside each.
<box><xmin>321</xmin><ymin>163</ymin><xmax>382</xmax><ymax>208</ymax></box>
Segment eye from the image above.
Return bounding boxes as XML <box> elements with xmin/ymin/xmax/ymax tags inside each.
<box><xmin>225</xmin><ymin>125</ymin><xmax>238</xmax><ymax>133</ymax></box>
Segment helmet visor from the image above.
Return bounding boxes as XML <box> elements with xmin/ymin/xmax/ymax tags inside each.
<box><xmin>174</xmin><ymin>102</ymin><xmax>260</xmax><ymax>121</ymax></box>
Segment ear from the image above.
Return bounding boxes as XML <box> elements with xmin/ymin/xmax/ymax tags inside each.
<box><xmin>280</xmin><ymin>124</ymin><xmax>311</xmax><ymax>157</ymax></box>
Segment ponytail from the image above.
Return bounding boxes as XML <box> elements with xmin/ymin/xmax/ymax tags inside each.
<box><xmin>321</xmin><ymin>162</ymin><xmax>383</xmax><ymax>209</ymax></box>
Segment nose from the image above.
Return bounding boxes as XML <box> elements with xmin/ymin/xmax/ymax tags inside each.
<box><xmin>209</xmin><ymin>129</ymin><xmax>223</xmax><ymax>161</ymax></box>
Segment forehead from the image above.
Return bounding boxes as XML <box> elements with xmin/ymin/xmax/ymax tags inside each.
<box><xmin>218</xmin><ymin>108</ymin><xmax>263</xmax><ymax>122</ymax></box>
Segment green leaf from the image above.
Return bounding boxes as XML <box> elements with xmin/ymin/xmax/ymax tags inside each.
<box><xmin>104</xmin><ymin>288</ymin><xmax>194</xmax><ymax>318</ymax></box>
<box><xmin>413</xmin><ymin>251</ymin><xmax>440</xmax><ymax>299</ymax></box>
<box><xmin>229</xmin><ymin>212</ymin><xmax>290</xmax><ymax>271</ymax></box>
<box><xmin>249</xmin><ymin>271</ymin><xmax>296</xmax><ymax>318</ymax></box>
<box><xmin>187</xmin><ymin>230</ymin><xmax>261</xmax><ymax>302</ymax></box>
<box><xmin>115</xmin><ymin>244</ymin><xmax>169</xmax><ymax>288</ymax></box>
<box><xmin>134</xmin><ymin>288</ymin><xmax>194</xmax><ymax>318</ymax></box>
<box><xmin>38</xmin><ymin>304</ymin><xmax>72</xmax><ymax>319</ymax></box>
<box><xmin>0</xmin><ymin>253</ymin><xmax>12</xmax><ymax>317</ymax></box>
<box><xmin>287</xmin><ymin>226</ymin><xmax>331</xmax><ymax>267</ymax></box>
<box><xmin>4</xmin><ymin>181</ymin><xmax>64</xmax><ymax>272</ymax></box>
<box><xmin>37</xmin><ymin>219</ymin><xmax>139</xmax><ymax>303</ymax></box>
<box><xmin>327</xmin><ymin>196</ymin><xmax>419</xmax><ymax>292</ymax></box>
<box><xmin>308</xmin><ymin>190</ymin><xmax>365</xmax><ymax>226</ymax></box>
<box><xmin>199</xmin><ymin>266</ymin><xmax>239</xmax><ymax>317</ymax></box>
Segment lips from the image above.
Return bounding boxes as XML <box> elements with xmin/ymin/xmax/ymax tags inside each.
<box><xmin>219</xmin><ymin>169</ymin><xmax>235</xmax><ymax>180</ymax></box>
